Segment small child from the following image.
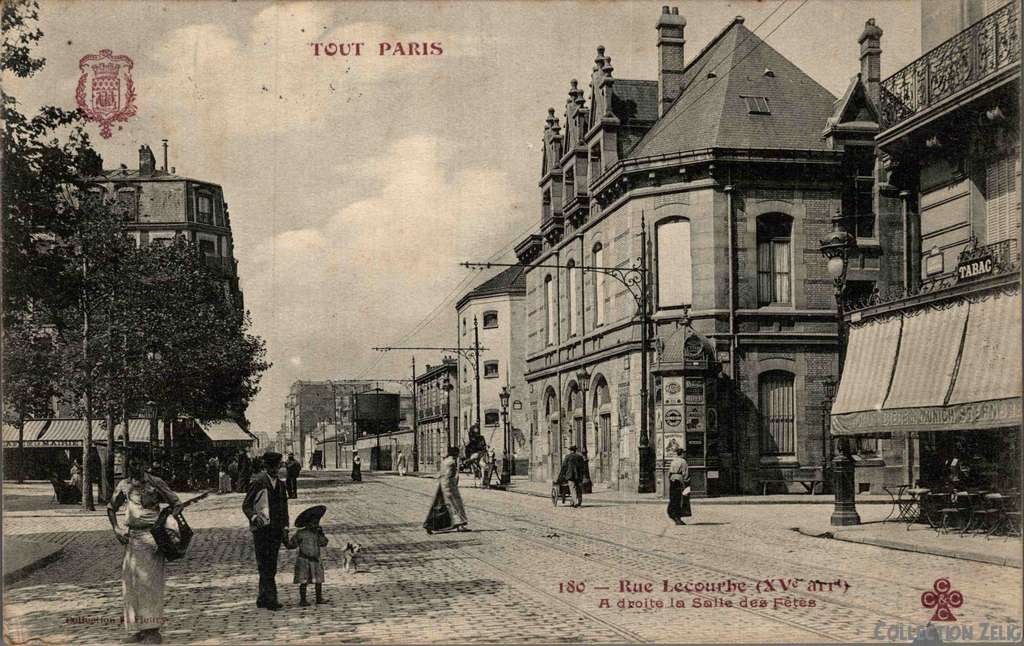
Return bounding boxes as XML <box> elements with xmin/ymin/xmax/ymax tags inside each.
<box><xmin>286</xmin><ymin>505</ymin><xmax>329</xmax><ymax>606</ymax></box>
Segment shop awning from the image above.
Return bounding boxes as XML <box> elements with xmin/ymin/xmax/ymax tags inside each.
<box><xmin>102</xmin><ymin>419</ymin><xmax>152</xmax><ymax>443</ymax></box>
<box><xmin>4</xmin><ymin>419</ymin><xmax>153</xmax><ymax>447</ymax></box>
<box><xmin>832</xmin><ymin>291</ymin><xmax>1022</xmax><ymax>435</ymax></box>
<box><xmin>832</xmin><ymin>317</ymin><xmax>902</xmax><ymax>416</ymax></box>
<box><xmin>202</xmin><ymin>421</ymin><xmax>255</xmax><ymax>443</ymax></box>
<box><xmin>2</xmin><ymin>420</ymin><xmax>51</xmax><ymax>446</ymax></box>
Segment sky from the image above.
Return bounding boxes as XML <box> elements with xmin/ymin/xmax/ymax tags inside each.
<box><xmin>8</xmin><ymin>0</ymin><xmax>921</xmax><ymax>434</ymax></box>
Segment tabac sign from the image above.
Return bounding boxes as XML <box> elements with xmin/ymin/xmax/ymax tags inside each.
<box><xmin>956</xmin><ymin>254</ymin><xmax>993</xmax><ymax>281</ymax></box>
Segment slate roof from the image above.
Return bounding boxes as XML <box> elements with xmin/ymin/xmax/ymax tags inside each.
<box><xmin>612</xmin><ymin>80</ymin><xmax>659</xmax><ymax>125</ymax></box>
<box><xmin>629</xmin><ymin>18</ymin><xmax>836</xmax><ymax>158</ymax></box>
<box><xmin>457</xmin><ymin>266</ymin><xmax>527</xmax><ymax>310</ymax></box>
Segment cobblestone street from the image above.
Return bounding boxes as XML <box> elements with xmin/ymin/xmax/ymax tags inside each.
<box><xmin>4</xmin><ymin>474</ymin><xmax>1021</xmax><ymax>644</ymax></box>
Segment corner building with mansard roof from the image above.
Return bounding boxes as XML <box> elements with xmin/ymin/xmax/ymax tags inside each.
<box><xmin>516</xmin><ymin>7</ymin><xmax>907</xmax><ymax>495</ymax></box>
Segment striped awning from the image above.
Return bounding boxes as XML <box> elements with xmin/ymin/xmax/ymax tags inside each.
<box><xmin>3</xmin><ymin>419</ymin><xmax>152</xmax><ymax>447</ymax></box>
<box><xmin>202</xmin><ymin>421</ymin><xmax>254</xmax><ymax>443</ymax></box>
<box><xmin>833</xmin><ymin>290</ymin><xmax>1022</xmax><ymax>435</ymax></box>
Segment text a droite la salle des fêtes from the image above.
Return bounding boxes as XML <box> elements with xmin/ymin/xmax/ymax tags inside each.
<box><xmin>555</xmin><ymin>578</ymin><xmax>852</xmax><ymax>611</ymax></box>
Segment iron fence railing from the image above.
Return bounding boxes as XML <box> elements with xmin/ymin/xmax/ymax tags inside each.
<box><xmin>845</xmin><ymin>238</ymin><xmax>1020</xmax><ymax>312</ymax></box>
<box><xmin>879</xmin><ymin>2</ymin><xmax>1019</xmax><ymax>129</ymax></box>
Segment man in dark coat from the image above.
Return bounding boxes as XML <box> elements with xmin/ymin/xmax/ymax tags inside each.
<box><xmin>557</xmin><ymin>445</ymin><xmax>586</xmax><ymax>507</ymax></box>
<box><xmin>285</xmin><ymin>453</ymin><xmax>301</xmax><ymax>499</ymax></box>
<box><xmin>242</xmin><ymin>452</ymin><xmax>290</xmax><ymax>610</ymax></box>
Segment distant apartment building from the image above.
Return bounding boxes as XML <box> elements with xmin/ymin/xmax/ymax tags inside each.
<box><xmin>415</xmin><ymin>359</ymin><xmax>458</xmax><ymax>472</ymax></box>
<box><xmin>456</xmin><ymin>267</ymin><xmax>527</xmax><ymax>470</ymax></box>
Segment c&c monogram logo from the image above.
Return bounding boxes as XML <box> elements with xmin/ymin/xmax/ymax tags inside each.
<box><xmin>922</xmin><ymin>578</ymin><xmax>964</xmax><ymax>622</ymax></box>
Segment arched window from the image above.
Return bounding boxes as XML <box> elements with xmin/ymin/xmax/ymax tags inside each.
<box><xmin>656</xmin><ymin>218</ymin><xmax>692</xmax><ymax>308</ymax></box>
<box><xmin>544</xmin><ymin>275</ymin><xmax>556</xmax><ymax>345</ymax></box>
<box><xmin>759</xmin><ymin>371</ymin><xmax>795</xmax><ymax>455</ymax></box>
<box><xmin>567</xmin><ymin>260</ymin><xmax>579</xmax><ymax>336</ymax></box>
<box><xmin>757</xmin><ymin>215</ymin><xmax>793</xmax><ymax>306</ymax></box>
<box><xmin>592</xmin><ymin>243</ymin><xmax>606</xmax><ymax>326</ymax></box>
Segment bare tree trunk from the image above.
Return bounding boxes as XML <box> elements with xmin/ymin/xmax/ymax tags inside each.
<box><xmin>81</xmin><ymin>258</ymin><xmax>95</xmax><ymax>511</ymax></box>
<box><xmin>17</xmin><ymin>410</ymin><xmax>25</xmax><ymax>484</ymax></box>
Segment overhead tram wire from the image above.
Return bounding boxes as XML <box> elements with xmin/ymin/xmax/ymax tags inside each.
<box><xmin>354</xmin><ymin>217</ymin><xmax>542</xmax><ymax>379</ymax></box>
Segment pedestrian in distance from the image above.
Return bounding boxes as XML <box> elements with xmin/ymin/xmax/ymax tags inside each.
<box><xmin>667</xmin><ymin>447</ymin><xmax>692</xmax><ymax>525</ymax></box>
<box><xmin>107</xmin><ymin>456</ymin><xmax>182</xmax><ymax>643</ymax></box>
<box><xmin>285</xmin><ymin>453</ymin><xmax>301</xmax><ymax>499</ymax></box>
<box><xmin>556</xmin><ymin>445</ymin><xmax>586</xmax><ymax>507</ymax></box>
<box><xmin>218</xmin><ymin>463</ymin><xmax>232</xmax><ymax>495</ymax></box>
<box><xmin>396</xmin><ymin>449</ymin><xmax>407</xmax><ymax>476</ymax></box>
<box><xmin>483</xmin><ymin>446</ymin><xmax>499</xmax><ymax>488</ymax></box>
<box><xmin>243</xmin><ymin>452</ymin><xmax>290</xmax><ymax>610</ymax></box>
<box><xmin>70</xmin><ymin>460</ymin><xmax>82</xmax><ymax>489</ymax></box>
<box><xmin>424</xmin><ymin>446</ymin><xmax>470</xmax><ymax>534</ymax></box>
<box><xmin>351</xmin><ymin>451</ymin><xmax>362</xmax><ymax>482</ymax></box>
<box><xmin>286</xmin><ymin>504</ymin><xmax>330</xmax><ymax>606</ymax></box>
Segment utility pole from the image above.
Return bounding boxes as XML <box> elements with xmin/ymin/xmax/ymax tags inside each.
<box><xmin>473</xmin><ymin>316</ymin><xmax>482</xmax><ymax>439</ymax></box>
<box><xmin>411</xmin><ymin>357</ymin><xmax>419</xmax><ymax>472</ymax></box>
<box><xmin>638</xmin><ymin>213</ymin><xmax>655</xmax><ymax>493</ymax></box>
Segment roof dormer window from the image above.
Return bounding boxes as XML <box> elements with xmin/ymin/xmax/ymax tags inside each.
<box><xmin>743</xmin><ymin>96</ymin><xmax>770</xmax><ymax>115</ymax></box>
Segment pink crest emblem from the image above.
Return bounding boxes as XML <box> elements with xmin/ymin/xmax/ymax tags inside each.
<box><xmin>76</xmin><ymin>50</ymin><xmax>137</xmax><ymax>138</ymax></box>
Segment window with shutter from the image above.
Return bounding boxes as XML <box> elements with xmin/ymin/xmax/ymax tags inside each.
<box><xmin>759</xmin><ymin>371</ymin><xmax>795</xmax><ymax>456</ymax></box>
<box><xmin>985</xmin><ymin>147</ymin><xmax>1020</xmax><ymax>246</ymax></box>
<box><xmin>756</xmin><ymin>215</ymin><xmax>793</xmax><ymax>306</ymax></box>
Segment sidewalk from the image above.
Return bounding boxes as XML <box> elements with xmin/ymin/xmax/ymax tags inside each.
<box><xmin>3</xmin><ymin>537</ymin><xmax>63</xmax><ymax>584</ymax></box>
<box><xmin>796</xmin><ymin>519</ymin><xmax>1022</xmax><ymax>568</ymax></box>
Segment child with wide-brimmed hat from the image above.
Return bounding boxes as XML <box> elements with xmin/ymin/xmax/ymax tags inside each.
<box><xmin>285</xmin><ymin>504</ymin><xmax>329</xmax><ymax>606</ymax></box>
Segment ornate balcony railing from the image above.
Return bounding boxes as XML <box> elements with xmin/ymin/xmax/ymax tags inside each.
<box><xmin>879</xmin><ymin>2</ymin><xmax>1019</xmax><ymax>130</ymax></box>
<box><xmin>845</xmin><ymin>238</ymin><xmax>1020</xmax><ymax>313</ymax></box>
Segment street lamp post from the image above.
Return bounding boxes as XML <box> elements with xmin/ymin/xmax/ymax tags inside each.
<box><xmin>442</xmin><ymin>376</ymin><xmax>454</xmax><ymax>450</ymax></box>
<box><xmin>145</xmin><ymin>399</ymin><xmax>158</xmax><ymax>463</ymax></box>
<box><xmin>575</xmin><ymin>367</ymin><xmax>591</xmax><ymax>458</ymax></box>
<box><xmin>820</xmin><ymin>209</ymin><xmax>860</xmax><ymax>526</ymax></box>
<box><xmin>499</xmin><ymin>385</ymin><xmax>511</xmax><ymax>485</ymax></box>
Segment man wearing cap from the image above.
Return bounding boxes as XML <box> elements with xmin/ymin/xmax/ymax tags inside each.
<box><xmin>243</xmin><ymin>452</ymin><xmax>290</xmax><ymax>610</ymax></box>
<box><xmin>557</xmin><ymin>446</ymin><xmax>587</xmax><ymax>508</ymax></box>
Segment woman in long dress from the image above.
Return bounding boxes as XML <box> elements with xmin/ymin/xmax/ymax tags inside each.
<box><xmin>351</xmin><ymin>451</ymin><xmax>362</xmax><ymax>482</ymax></box>
<box><xmin>666</xmin><ymin>448</ymin><xmax>692</xmax><ymax>525</ymax></box>
<box><xmin>424</xmin><ymin>446</ymin><xmax>469</xmax><ymax>533</ymax></box>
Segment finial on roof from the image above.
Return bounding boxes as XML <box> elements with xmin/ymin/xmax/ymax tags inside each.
<box><xmin>603</xmin><ymin>55</ymin><xmax>614</xmax><ymax>77</ymax></box>
<box><xmin>735</xmin><ymin>15</ymin><xmax>745</xmax><ymax>24</ymax></box>
<box><xmin>859</xmin><ymin>17</ymin><xmax>883</xmax><ymax>42</ymax></box>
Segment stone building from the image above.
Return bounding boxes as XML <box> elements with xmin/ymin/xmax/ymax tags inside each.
<box><xmin>456</xmin><ymin>267</ymin><xmax>528</xmax><ymax>471</ymax></box>
<box><xmin>415</xmin><ymin>359</ymin><xmax>458</xmax><ymax>472</ymax></box>
<box><xmin>88</xmin><ymin>142</ymin><xmax>243</xmax><ymax>308</ymax></box>
<box><xmin>515</xmin><ymin>7</ymin><xmax>899</xmax><ymax>495</ymax></box>
<box><xmin>831</xmin><ymin>0</ymin><xmax>1020</xmax><ymax>493</ymax></box>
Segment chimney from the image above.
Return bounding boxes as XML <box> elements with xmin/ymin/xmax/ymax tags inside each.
<box><xmin>858</xmin><ymin>18</ymin><xmax>883</xmax><ymax>111</ymax></box>
<box><xmin>161</xmin><ymin>139</ymin><xmax>169</xmax><ymax>172</ymax></box>
<box><xmin>656</xmin><ymin>6</ymin><xmax>686</xmax><ymax>116</ymax></box>
<box><xmin>138</xmin><ymin>144</ymin><xmax>156</xmax><ymax>175</ymax></box>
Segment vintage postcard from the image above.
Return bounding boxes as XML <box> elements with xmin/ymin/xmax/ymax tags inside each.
<box><xmin>2</xmin><ymin>0</ymin><xmax>1022</xmax><ymax>644</ymax></box>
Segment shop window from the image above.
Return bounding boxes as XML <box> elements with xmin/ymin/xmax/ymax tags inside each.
<box><xmin>854</xmin><ymin>436</ymin><xmax>880</xmax><ymax>456</ymax></box>
<box><xmin>985</xmin><ymin>146</ymin><xmax>1021</xmax><ymax>247</ymax></box>
<box><xmin>545</xmin><ymin>275</ymin><xmax>556</xmax><ymax>345</ymax></box>
<box><xmin>484</xmin><ymin>410</ymin><xmax>500</xmax><ymax>426</ymax></box>
<box><xmin>484</xmin><ymin>361</ymin><xmax>499</xmax><ymax>379</ymax></box>
<box><xmin>116</xmin><ymin>189</ymin><xmax>138</xmax><ymax>221</ymax></box>
<box><xmin>567</xmin><ymin>260</ymin><xmax>579</xmax><ymax>336</ymax></box>
<box><xmin>592</xmin><ymin>243</ymin><xmax>606</xmax><ymax>326</ymax></box>
<box><xmin>656</xmin><ymin>218</ymin><xmax>693</xmax><ymax>308</ymax></box>
<box><xmin>759</xmin><ymin>371</ymin><xmax>795</xmax><ymax>456</ymax></box>
<box><xmin>197</xmin><ymin>194</ymin><xmax>213</xmax><ymax>224</ymax></box>
<box><xmin>757</xmin><ymin>215</ymin><xmax>792</xmax><ymax>306</ymax></box>
<box><xmin>843</xmin><ymin>147</ymin><xmax>876</xmax><ymax>240</ymax></box>
<box><xmin>483</xmin><ymin>311</ymin><xmax>498</xmax><ymax>329</ymax></box>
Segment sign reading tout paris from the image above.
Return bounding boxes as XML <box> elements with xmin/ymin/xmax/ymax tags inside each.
<box><xmin>76</xmin><ymin>50</ymin><xmax>137</xmax><ymax>138</ymax></box>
